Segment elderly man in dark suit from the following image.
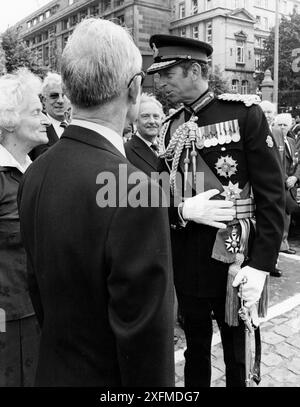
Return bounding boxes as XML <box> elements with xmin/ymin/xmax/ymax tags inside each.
<box><xmin>125</xmin><ymin>93</ymin><xmax>163</xmax><ymax>177</ymax></box>
<box><xmin>18</xmin><ymin>18</ymin><xmax>176</xmax><ymax>387</ymax></box>
<box><xmin>29</xmin><ymin>73</ymin><xmax>69</xmax><ymax>160</ymax></box>
<box><xmin>274</xmin><ymin>113</ymin><xmax>300</xmax><ymax>255</ymax></box>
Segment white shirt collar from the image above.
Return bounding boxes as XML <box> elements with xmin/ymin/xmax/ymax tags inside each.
<box><xmin>0</xmin><ymin>144</ymin><xmax>31</xmax><ymax>174</ymax></box>
<box><xmin>135</xmin><ymin>132</ymin><xmax>153</xmax><ymax>148</ymax></box>
<box><xmin>70</xmin><ymin>119</ymin><xmax>126</xmax><ymax>157</ymax></box>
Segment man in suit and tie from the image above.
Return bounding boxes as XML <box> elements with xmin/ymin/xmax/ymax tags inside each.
<box><xmin>29</xmin><ymin>73</ymin><xmax>69</xmax><ymax>160</ymax></box>
<box><xmin>125</xmin><ymin>93</ymin><xmax>163</xmax><ymax>177</ymax></box>
<box><xmin>274</xmin><ymin>113</ymin><xmax>300</xmax><ymax>255</ymax></box>
<box><xmin>18</xmin><ymin>18</ymin><xmax>175</xmax><ymax>387</ymax></box>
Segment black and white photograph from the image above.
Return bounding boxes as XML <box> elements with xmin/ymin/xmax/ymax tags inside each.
<box><xmin>0</xmin><ymin>0</ymin><xmax>300</xmax><ymax>395</ymax></box>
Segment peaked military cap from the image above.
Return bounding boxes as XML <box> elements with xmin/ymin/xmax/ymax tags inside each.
<box><xmin>147</xmin><ymin>34</ymin><xmax>213</xmax><ymax>74</ymax></box>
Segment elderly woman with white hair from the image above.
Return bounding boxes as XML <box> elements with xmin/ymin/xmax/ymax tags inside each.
<box><xmin>274</xmin><ymin>113</ymin><xmax>300</xmax><ymax>255</ymax></box>
<box><xmin>0</xmin><ymin>68</ymin><xmax>50</xmax><ymax>386</ymax></box>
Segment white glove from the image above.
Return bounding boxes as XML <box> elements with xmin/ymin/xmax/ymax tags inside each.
<box><xmin>232</xmin><ymin>265</ymin><xmax>267</xmax><ymax>308</ymax></box>
<box><xmin>182</xmin><ymin>189</ymin><xmax>236</xmax><ymax>229</ymax></box>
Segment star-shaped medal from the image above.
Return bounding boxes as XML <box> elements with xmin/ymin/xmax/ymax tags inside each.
<box><xmin>215</xmin><ymin>155</ymin><xmax>238</xmax><ymax>178</ymax></box>
<box><xmin>221</xmin><ymin>181</ymin><xmax>242</xmax><ymax>201</ymax></box>
<box><xmin>225</xmin><ymin>226</ymin><xmax>240</xmax><ymax>253</ymax></box>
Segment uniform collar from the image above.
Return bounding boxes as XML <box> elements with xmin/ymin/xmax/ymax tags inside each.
<box><xmin>0</xmin><ymin>144</ymin><xmax>31</xmax><ymax>174</ymax></box>
<box><xmin>185</xmin><ymin>89</ymin><xmax>215</xmax><ymax>114</ymax></box>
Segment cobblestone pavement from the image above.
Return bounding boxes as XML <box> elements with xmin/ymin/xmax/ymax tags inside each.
<box><xmin>174</xmin><ymin>238</ymin><xmax>300</xmax><ymax>388</ymax></box>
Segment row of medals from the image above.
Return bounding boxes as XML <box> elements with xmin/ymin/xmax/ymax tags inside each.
<box><xmin>195</xmin><ymin>119</ymin><xmax>241</xmax><ymax>149</ymax></box>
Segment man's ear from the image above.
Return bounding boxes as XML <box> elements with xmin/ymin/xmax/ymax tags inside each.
<box><xmin>190</xmin><ymin>62</ymin><xmax>202</xmax><ymax>80</ymax></box>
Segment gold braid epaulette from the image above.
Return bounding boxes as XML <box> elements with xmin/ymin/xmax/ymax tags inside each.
<box><xmin>218</xmin><ymin>93</ymin><xmax>261</xmax><ymax>107</ymax></box>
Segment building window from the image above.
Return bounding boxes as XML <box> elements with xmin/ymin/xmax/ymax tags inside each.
<box><xmin>69</xmin><ymin>0</ymin><xmax>74</xmax><ymax>5</ymax></box>
<box><xmin>263</xmin><ymin>17</ymin><xmax>268</xmax><ymax>30</ymax></box>
<box><xmin>27</xmin><ymin>21</ymin><xmax>32</xmax><ymax>29</ymax></box>
<box><xmin>248</xmin><ymin>50</ymin><xmax>251</xmax><ymax>59</ymax></box>
<box><xmin>191</xmin><ymin>0</ymin><xmax>198</xmax><ymax>14</ymax></box>
<box><xmin>256</xmin><ymin>15</ymin><xmax>261</xmax><ymax>26</ymax></box>
<box><xmin>241</xmin><ymin>80</ymin><xmax>249</xmax><ymax>94</ymax></box>
<box><xmin>33</xmin><ymin>18</ymin><xmax>38</xmax><ymax>25</ymax></box>
<box><xmin>45</xmin><ymin>10</ymin><xmax>50</xmax><ymax>18</ymax></box>
<box><xmin>43</xmin><ymin>31</ymin><xmax>49</xmax><ymax>41</ymax></box>
<box><xmin>101</xmin><ymin>0</ymin><xmax>111</xmax><ymax>13</ymax></box>
<box><xmin>236</xmin><ymin>42</ymin><xmax>245</xmax><ymax>63</ymax></box>
<box><xmin>206</xmin><ymin>0</ymin><xmax>212</xmax><ymax>10</ymax></box>
<box><xmin>115</xmin><ymin>0</ymin><xmax>124</xmax><ymax>6</ymax></box>
<box><xmin>79</xmin><ymin>10</ymin><xmax>87</xmax><ymax>22</ymax></box>
<box><xmin>180</xmin><ymin>27</ymin><xmax>186</xmax><ymax>37</ymax></box>
<box><xmin>70</xmin><ymin>15</ymin><xmax>78</xmax><ymax>26</ymax></box>
<box><xmin>117</xmin><ymin>15</ymin><xmax>125</xmax><ymax>25</ymax></box>
<box><xmin>192</xmin><ymin>25</ymin><xmax>199</xmax><ymax>39</ymax></box>
<box><xmin>90</xmin><ymin>5</ymin><xmax>99</xmax><ymax>16</ymax></box>
<box><xmin>179</xmin><ymin>3</ymin><xmax>185</xmax><ymax>18</ymax></box>
<box><xmin>39</xmin><ymin>14</ymin><xmax>43</xmax><ymax>22</ymax></box>
<box><xmin>206</xmin><ymin>21</ymin><xmax>212</xmax><ymax>44</ymax></box>
<box><xmin>255</xmin><ymin>54</ymin><xmax>261</xmax><ymax>70</ymax></box>
<box><xmin>62</xmin><ymin>19</ymin><xmax>69</xmax><ymax>30</ymax></box>
<box><xmin>232</xmin><ymin>79</ymin><xmax>239</xmax><ymax>92</ymax></box>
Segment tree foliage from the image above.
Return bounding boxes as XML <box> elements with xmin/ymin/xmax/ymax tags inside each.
<box><xmin>261</xmin><ymin>10</ymin><xmax>300</xmax><ymax>109</ymax></box>
<box><xmin>0</xmin><ymin>28</ymin><xmax>47</xmax><ymax>77</ymax></box>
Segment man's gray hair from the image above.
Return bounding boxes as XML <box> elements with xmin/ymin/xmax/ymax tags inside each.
<box><xmin>0</xmin><ymin>68</ymin><xmax>42</xmax><ymax>137</ymax></box>
<box><xmin>259</xmin><ymin>100</ymin><xmax>276</xmax><ymax>113</ymax></box>
<box><xmin>61</xmin><ymin>18</ymin><xmax>142</xmax><ymax>107</ymax></box>
<box><xmin>139</xmin><ymin>93</ymin><xmax>164</xmax><ymax>117</ymax></box>
<box><xmin>42</xmin><ymin>72</ymin><xmax>62</xmax><ymax>96</ymax></box>
<box><xmin>274</xmin><ymin>112</ymin><xmax>293</xmax><ymax>129</ymax></box>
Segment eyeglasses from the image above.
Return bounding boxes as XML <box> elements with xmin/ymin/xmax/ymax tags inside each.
<box><xmin>127</xmin><ymin>71</ymin><xmax>146</xmax><ymax>88</ymax></box>
<box><xmin>48</xmin><ymin>92</ymin><xmax>64</xmax><ymax>100</ymax></box>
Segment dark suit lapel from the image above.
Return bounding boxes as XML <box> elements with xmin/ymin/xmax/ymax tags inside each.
<box><xmin>61</xmin><ymin>125</ymin><xmax>126</xmax><ymax>160</ymax></box>
<box><xmin>130</xmin><ymin>135</ymin><xmax>158</xmax><ymax>170</ymax></box>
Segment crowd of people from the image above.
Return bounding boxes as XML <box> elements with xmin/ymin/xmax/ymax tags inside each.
<box><xmin>0</xmin><ymin>16</ymin><xmax>297</xmax><ymax>388</ymax></box>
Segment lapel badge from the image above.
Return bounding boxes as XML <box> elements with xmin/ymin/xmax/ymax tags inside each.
<box><xmin>266</xmin><ymin>135</ymin><xmax>274</xmax><ymax>148</ymax></box>
<box><xmin>215</xmin><ymin>155</ymin><xmax>238</xmax><ymax>178</ymax></box>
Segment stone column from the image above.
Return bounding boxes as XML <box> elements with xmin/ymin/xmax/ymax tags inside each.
<box><xmin>260</xmin><ymin>69</ymin><xmax>274</xmax><ymax>102</ymax></box>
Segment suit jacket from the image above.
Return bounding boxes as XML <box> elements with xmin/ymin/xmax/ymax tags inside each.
<box><xmin>18</xmin><ymin>125</ymin><xmax>174</xmax><ymax>387</ymax></box>
<box><xmin>125</xmin><ymin>134</ymin><xmax>159</xmax><ymax>177</ymax></box>
<box><xmin>162</xmin><ymin>91</ymin><xmax>285</xmax><ymax>298</ymax></box>
<box><xmin>285</xmin><ymin>136</ymin><xmax>300</xmax><ymax>180</ymax></box>
<box><xmin>29</xmin><ymin>124</ymin><xmax>59</xmax><ymax>161</ymax></box>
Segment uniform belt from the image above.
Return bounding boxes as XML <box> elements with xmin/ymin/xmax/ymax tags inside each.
<box><xmin>234</xmin><ymin>197</ymin><xmax>255</xmax><ymax>220</ymax></box>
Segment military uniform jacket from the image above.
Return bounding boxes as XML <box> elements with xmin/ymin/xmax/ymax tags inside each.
<box><xmin>161</xmin><ymin>91</ymin><xmax>285</xmax><ymax>298</ymax></box>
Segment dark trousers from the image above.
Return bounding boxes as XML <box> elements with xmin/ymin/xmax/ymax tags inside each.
<box><xmin>177</xmin><ymin>294</ymin><xmax>246</xmax><ymax>387</ymax></box>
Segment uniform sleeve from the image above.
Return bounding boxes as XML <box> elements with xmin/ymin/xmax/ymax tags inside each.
<box><xmin>105</xmin><ymin>179</ymin><xmax>174</xmax><ymax>387</ymax></box>
<box><xmin>244</xmin><ymin>106</ymin><xmax>285</xmax><ymax>272</ymax></box>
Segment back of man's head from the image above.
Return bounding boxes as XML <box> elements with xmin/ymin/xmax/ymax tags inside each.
<box><xmin>61</xmin><ymin>18</ymin><xmax>142</xmax><ymax>108</ymax></box>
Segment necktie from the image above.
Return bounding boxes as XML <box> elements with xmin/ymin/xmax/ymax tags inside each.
<box><xmin>60</xmin><ymin>121</ymin><xmax>68</xmax><ymax>128</ymax></box>
<box><xmin>150</xmin><ymin>143</ymin><xmax>158</xmax><ymax>154</ymax></box>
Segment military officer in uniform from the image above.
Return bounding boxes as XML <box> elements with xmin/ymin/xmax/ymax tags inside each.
<box><xmin>147</xmin><ymin>35</ymin><xmax>285</xmax><ymax>387</ymax></box>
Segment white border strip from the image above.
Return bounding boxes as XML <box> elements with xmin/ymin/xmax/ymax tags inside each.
<box><xmin>175</xmin><ymin>293</ymin><xmax>300</xmax><ymax>364</ymax></box>
<box><xmin>279</xmin><ymin>252</ymin><xmax>300</xmax><ymax>261</ymax></box>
